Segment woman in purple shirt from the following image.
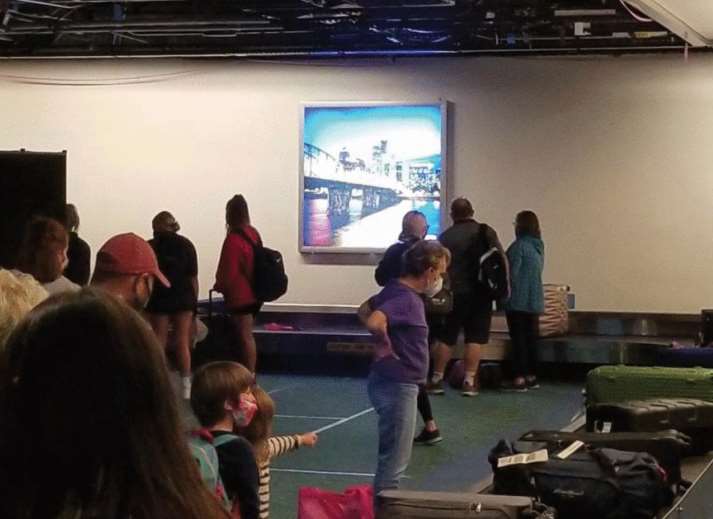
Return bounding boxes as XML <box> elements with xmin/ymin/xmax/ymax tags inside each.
<box><xmin>364</xmin><ymin>240</ymin><xmax>450</xmax><ymax>501</ymax></box>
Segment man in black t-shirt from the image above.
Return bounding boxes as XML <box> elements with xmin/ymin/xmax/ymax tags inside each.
<box><xmin>427</xmin><ymin>198</ymin><xmax>508</xmax><ymax>397</ymax></box>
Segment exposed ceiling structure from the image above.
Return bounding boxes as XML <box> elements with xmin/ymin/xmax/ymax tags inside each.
<box><xmin>0</xmin><ymin>0</ymin><xmax>696</xmax><ymax>59</ymax></box>
<box><xmin>626</xmin><ymin>0</ymin><xmax>713</xmax><ymax>47</ymax></box>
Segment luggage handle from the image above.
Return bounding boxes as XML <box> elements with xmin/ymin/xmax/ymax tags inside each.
<box><xmin>208</xmin><ymin>289</ymin><xmax>218</xmax><ymax>322</ymax></box>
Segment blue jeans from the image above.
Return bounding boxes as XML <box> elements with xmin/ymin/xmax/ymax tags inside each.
<box><xmin>368</xmin><ymin>371</ymin><xmax>419</xmax><ymax>497</ymax></box>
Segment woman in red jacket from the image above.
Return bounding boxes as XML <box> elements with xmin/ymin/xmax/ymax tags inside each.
<box><xmin>215</xmin><ymin>194</ymin><xmax>262</xmax><ymax>373</ymax></box>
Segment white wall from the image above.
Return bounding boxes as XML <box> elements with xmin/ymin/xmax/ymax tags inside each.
<box><xmin>2</xmin><ymin>54</ymin><xmax>712</xmax><ymax>313</ymax></box>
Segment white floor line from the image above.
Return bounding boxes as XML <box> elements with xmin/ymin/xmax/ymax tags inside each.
<box><xmin>267</xmin><ymin>383</ymin><xmax>303</xmax><ymax>395</ymax></box>
<box><xmin>275</xmin><ymin>414</ymin><xmax>345</xmax><ymax>420</ymax></box>
<box><xmin>313</xmin><ymin>407</ymin><xmax>374</xmax><ymax>434</ymax></box>
<box><xmin>272</xmin><ymin>468</ymin><xmax>375</xmax><ymax>477</ymax></box>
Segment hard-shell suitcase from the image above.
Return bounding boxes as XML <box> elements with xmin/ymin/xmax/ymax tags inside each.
<box><xmin>586</xmin><ymin>365</ymin><xmax>713</xmax><ymax>405</ymax></box>
<box><xmin>656</xmin><ymin>347</ymin><xmax>713</xmax><ymax>368</ymax></box>
<box><xmin>586</xmin><ymin>398</ymin><xmax>713</xmax><ymax>455</ymax></box>
<box><xmin>376</xmin><ymin>490</ymin><xmax>554</xmax><ymax>519</ymax></box>
<box><xmin>519</xmin><ymin>429</ymin><xmax>691</xmax><ymax>483</ymax></box>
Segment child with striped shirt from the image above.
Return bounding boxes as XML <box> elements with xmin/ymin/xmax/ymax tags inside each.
<box><xmin>238</xmin><ymin>386</ymin><xmax>318</xmax><ymax>519</ymax></box>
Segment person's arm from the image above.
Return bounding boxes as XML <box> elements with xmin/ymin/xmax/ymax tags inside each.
<box><xmin>215</xmin><ymin>237</ymin><xmax>241</xmax><ymax>305</ymax></box>
<box><xmin>374</xmin><ymin>243</ymin><xmax>401</xmax><ymax>287</ymax></box>
<box><xmin>366</xmin><ymin>310</ymin><xmax>398</xmax><ymax>360</ymax></box>
<box><xmin>374</xmin><ymin>258</ymin><xmax>389</xmax><ymax>287</ymax></box>
<box><xmin>267</xmin><ymin>432</ymin><xmax>317</xmax><ymax>459</ymax></box>
<box><xmin>357</xmin><ymin>297</ymin><xmax>374</xmax><ymax>325</ymax></box>
<box><xmin>507</xmin><ymin>243</ymin><xmax>523</xmax><ymax>292</ymax></box>
<box><xmin>217</xmin><ymin>438</ymin><xmax>260</xmax><ymax>519</ymax></box>
<box><xmin>78</xmin><ymin>239</ymin><xmax>91</xmax><ymax>286</ymax></box>
<box><xmin>187</xmin><ymin>240</ymin><xmax>199</xmax><ymax>302</ymax></box>
<box><xmin>191</xmin><ymin>277</ymin><xmax>199</xmax><ymax>302</ymax></box>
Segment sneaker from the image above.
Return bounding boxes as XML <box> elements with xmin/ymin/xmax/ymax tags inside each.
<box><xmin>414</xmin><ymin>427</ymin><xmax>443</xmax><ymax>445</ymax></box>
<box><xmin>425</xmin><ymin>380</ymin><xmax>445</xmax><ymax>395</ymax></box>
<box><xmin>512</xmin><ymin>378</ymin><xmax>528</xmax><ymax>393</ymax></box>
<box><xmin>461</xmin><ymin>380</ymin><xmax>479</xmax><ymax>397</ymax></box>
<box><xmin>526</xmin><ymin>376</ymin><xmax>540</xmax><ymax>390</ymax></box>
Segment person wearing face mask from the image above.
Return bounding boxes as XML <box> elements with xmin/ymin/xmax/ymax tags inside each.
<box><xmin>237</xmin><ymin>385</ymin><xmax>318</xmax><ymax>519</ymax></box>
<box><xmin>90</xmin><ymin>233</ymin><xmax>170</xmax><ymax>311</ymax></box>
<box><xmin>365</xmin><ymin>240</ymin><xmax>450</xmax><ymax>502</ymax></box>
<box><xmin>191</xmin><ymin>361</ymin><xmax>261</xmax><ymax>519</ymax></box>
<box><xmin>374</xmin><ymin>211</ymin><xmax>444</xmax><ymax>446</ymax></box>
<box><xmin>15</xmin><ymin>216</ymin><xmax>80</xmax><ymax>296</ymax></box>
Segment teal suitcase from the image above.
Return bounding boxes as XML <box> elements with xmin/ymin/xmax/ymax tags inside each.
<box><xmin>586</xmin><ymin>365</ymin><xmax>713</xmax><ymax>405</ymax></box>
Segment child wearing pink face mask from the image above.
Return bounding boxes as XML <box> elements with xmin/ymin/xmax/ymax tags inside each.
<box><xmin>237</xmin><ymin>385</ymin><xmax>318</xmax><ymax>519</ymax></box>
<box><xmin>191</xmin><ymin>361</ymin><xmax>260</xmax><ymax>519</ymax></box>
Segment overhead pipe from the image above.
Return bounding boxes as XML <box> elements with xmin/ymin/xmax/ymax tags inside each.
<box><xmin>0</xmin><ymin>44</ymin><xmax>691</xmax><ymax>60</ymax></box>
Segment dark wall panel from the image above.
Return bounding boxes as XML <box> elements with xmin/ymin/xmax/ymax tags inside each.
<box><xmin>0</xmin><ymin>150</ymin><xmax>66</xmax><ymax>269</ymax></box>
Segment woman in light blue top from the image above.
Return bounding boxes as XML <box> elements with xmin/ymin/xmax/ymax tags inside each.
<box><xmin>505</xmin><ymin>211</ymin><xmax>544</xmax><ymax>392</ymax></box>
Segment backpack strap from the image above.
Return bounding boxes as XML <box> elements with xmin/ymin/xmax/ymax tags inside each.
<box><xmin>213</xmin><ymin>433</ymin><xmax>241</xmax><ymax>448</ymax></box>
<box><xmin>477</xmin><ymin>223</ymin><xmax>492</xmax><ymax>250</ymax></box>
<box><xmin>234</xmin><ymin>226</ymin><xmax>261</xmax><ymax>250</ymax></box>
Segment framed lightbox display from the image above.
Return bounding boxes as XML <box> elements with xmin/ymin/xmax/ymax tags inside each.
<box><xmin>299</xmin><ymin>101</ymin><xmax>448</xmax><ymax>253</ymax></box>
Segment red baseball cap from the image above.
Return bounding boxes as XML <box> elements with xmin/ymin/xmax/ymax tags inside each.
<box><xmin>95</xmin><ymin>233</ymin><xmax>170</xmax><ymax>287</ymax></box>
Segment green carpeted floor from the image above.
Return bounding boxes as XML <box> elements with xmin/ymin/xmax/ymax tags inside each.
<box><xmin>256</xmin><ymin>374</ymin><xmax>584</xmax><ymax>519</ymax></box>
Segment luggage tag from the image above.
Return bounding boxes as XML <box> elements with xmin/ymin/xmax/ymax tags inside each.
<box><xmin>497</xmin><ymin>449</ymin><xmax>549</xmax><ymax>468</ymax></box>
<box><xmin>556</xmin><ymin>440</ymin><xmax>585</xmax><ymax>459</ymax></box>
<box><xmin>595</xmin><ymin>420</ymin><xmax>612</xmax><ymax>433</ymax></box>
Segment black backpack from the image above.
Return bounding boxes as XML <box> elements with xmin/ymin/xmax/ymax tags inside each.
<box><xmin>236</xmin><ymin>228</ymin><xmax>288</xmax><ymax>303</ymax></box>
<box><xmin>489</xmin><ymin>440</ymin><xmax>673</xmax><ymax>519</ymax></box>
<box><xmin>474</xmin><ymin>224</ymin><xmax>508</xmax><ymax>300</ymax></box>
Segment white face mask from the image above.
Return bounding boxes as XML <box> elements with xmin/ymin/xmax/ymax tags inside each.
<box><xmin>424</xmin><ymin>275</ymin><xmax>443</xmax><ymax>298</ymax></box>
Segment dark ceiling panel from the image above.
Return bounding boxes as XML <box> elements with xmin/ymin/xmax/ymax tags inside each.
<box><xmin>0</xmin><ymin>0</ymin><xmax>693</xmax><ymax>58</ymax></box>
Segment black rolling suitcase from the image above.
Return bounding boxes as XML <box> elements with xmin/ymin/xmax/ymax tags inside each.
<box><xmin>519</xmin><ymin>429</ymin><xmax>691</xmax><ymax>484</ymax></box>
<box><xmin>376</xmin><ymin>490</ymin><xmax>555</xmax><ymax>519</ymax></box>
<box><xmin>586</xmin><ymin>398</ymin><xmax>713</xmax><ymax>455</ymax></box>
<box><xmin>192</xmin><ymin>289</ymin><xmax>241</xmax><ymax>368</ymax></box>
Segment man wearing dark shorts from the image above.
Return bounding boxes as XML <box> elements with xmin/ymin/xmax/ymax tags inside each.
<box><xmin>427</xmin><ymin>198</ymin><xmax>507</xmax><ymax>397</ymax></box>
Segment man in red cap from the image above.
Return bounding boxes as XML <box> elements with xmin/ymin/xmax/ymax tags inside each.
<box><xmin>91</xmin><ymin>233</ymin><xmax>170</xmax><ymax>311</ymax></box>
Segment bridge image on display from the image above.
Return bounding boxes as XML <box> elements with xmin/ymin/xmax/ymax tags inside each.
<box><xmin>303</xmin><ymin>142</ymin><xmax>438</xmax><ymax>218</ymax></box>
<box><xmin>304</xmin><ymin>176</ymin><xmax>401</xmax><ymax>216</ymax></box>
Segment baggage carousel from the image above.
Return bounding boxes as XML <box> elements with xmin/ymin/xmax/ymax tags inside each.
<box><xmin>195</xmin><ymin>300</ymin><xmax>700</xmax><ymax>368</ymax></box>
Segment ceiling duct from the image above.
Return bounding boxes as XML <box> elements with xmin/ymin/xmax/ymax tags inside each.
<box><xmin>622</xmin><ymin>0</ymin><xmax>713</xmax><ymax>46</ymax></box>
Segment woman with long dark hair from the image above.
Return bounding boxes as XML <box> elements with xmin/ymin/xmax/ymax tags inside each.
<box><xmin>505</xmin><ymin>210</ymin><xmax>545</xmax><ymax>392</ymax></box>
<box><xmin>0</xmin><ymin>288</ymin><xmax>229</xmax><ymax>519</ymax></box>
<box><xmin>215</xmin><ymin>195</ymin><xmax>262</xmax><ymax>373</ymax></box>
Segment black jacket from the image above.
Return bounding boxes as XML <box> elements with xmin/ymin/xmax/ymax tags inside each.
<box><xmin>375</xmin><ymin>237</ymin><xmax>419</xmax><ymax>286</ymax></box>
<box><xmin>438</xmin><ymin>219</ymin><xmax>504</xmax><ymax>295</ymax></box>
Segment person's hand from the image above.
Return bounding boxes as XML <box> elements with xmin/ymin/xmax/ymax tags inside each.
<box><xmin>300</xmin><ymin>432</ymin><xmax>318</xmax><ymax>447</ymax></box>
<box><xmin>373</xmin><ymin>333</ymin><xmax>399</xmax><ymax>361</ymax></box>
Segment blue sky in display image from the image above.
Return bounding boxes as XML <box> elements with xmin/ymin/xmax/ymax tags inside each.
<box><xmin>304</xmin><ymin>104</ymin><xmax>442</xmax><ymax>161</ymax></box>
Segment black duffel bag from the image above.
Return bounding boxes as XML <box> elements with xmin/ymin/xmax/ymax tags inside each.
<box><xmin>489</xmin><ymin>441</ymin><xmax>673</xmax><ymax>519</ymax></box>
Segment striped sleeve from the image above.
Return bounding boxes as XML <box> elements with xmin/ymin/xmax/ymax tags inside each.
<box><xmin>267</xmin><ymin>435</ymin><xmax>299</xmax><ymax>459</ymax></box>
